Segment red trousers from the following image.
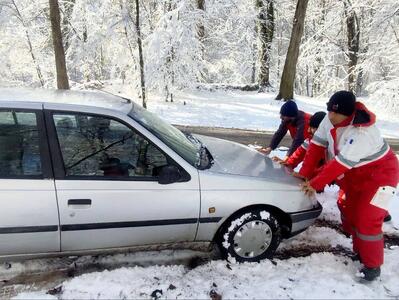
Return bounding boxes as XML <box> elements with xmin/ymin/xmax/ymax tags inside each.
<box><xmin>336</xmin><ymin>151</ymin><xmax>399</xmax><ymax>268</ymax></box>
<box><xmin>337</xmin><ymin>190</ymin><xmax>351</xmax><ymax>236</ymax></box>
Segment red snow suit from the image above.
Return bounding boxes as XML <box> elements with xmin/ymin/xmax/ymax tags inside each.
<box><xmin>269</xmin><ymin>111</ymin><xmax>312</xmax><ymax>156</ymax></box>
<box><xmin>299</xmin><ymin>102</ymin><xmax>399</xmax><ymax>268</ymax></box>
<box><xmin>285</xmin><ymin>138</ymin><xmax>309</xmax><ymax>169</ymax></box>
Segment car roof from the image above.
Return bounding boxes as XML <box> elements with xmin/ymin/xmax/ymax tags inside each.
<box><xmin>0</xmin><ymin>87</ymin><xmax>133</xmax><ymax>113</ymax></box>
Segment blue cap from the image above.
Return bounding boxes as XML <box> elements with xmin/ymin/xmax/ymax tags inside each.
<box><xmin>280</xmin><ymin>100</ymin><xmax>298</xmax><ymax>118</ymax></box>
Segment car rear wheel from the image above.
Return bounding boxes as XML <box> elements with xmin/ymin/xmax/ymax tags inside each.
<box><xmin>219</xmin><ymin>209</ymin><xmax>281</xmax><ymax>263</ymax></box>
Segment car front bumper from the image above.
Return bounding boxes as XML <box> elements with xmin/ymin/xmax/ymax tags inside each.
<box><xmin>287</xmin><ymin>201</ymin><xmax>323</xmax><ymax>237</ymax></box>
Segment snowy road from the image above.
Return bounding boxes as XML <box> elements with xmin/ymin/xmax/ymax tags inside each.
<box><xmin>175</xmin><ymin>125</ymin><xmax>399</xmax><ymax>153</ymax></box>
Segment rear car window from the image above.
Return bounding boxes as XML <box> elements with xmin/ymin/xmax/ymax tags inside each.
<box><xmin>0</xmin><ymin>110</ymin><xmax>42</xmax><ymax>177</ymax></box>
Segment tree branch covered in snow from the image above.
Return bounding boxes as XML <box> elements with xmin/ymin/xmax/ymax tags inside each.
<box><xmin>0</xmin><ymin>0</ymin><xmax>398</xmax><ymax>112</ymax></box>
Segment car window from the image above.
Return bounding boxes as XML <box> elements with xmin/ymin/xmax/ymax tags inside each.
<box><xmin>0</xmin><ymin>110</ymin><xmax>42</xmax><ymax>177</ymax></box>
<box><xmin>53</xmin><ymin>113</ymin><xmax>168</xmax><ymax>179</ymax></box>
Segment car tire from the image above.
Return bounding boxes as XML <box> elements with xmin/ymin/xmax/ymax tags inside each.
<box><xmin>218</xmin><ymin>209</ymin><xmax>281</xmax><ymax>263</ymax></box>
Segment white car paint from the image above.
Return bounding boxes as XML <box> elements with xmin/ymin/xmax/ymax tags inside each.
<box><xmin>0</xmin><ymin>88</ymin><xmax>321</xmax><ymax>260</ymax></box>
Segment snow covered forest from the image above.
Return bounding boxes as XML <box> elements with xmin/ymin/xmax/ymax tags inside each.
<box><xmin>1</xmin><ymin>0</ymin><xmax>399</xmax><ymax>110</ymax></box>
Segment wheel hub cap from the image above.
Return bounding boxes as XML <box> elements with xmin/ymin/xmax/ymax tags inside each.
<box><xmin>233</xmin><ymin>220</ymin><xmax>272</xmax><ymax>258</ymax></box>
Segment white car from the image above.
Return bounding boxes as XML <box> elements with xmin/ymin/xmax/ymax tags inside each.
<box><xmin>0</xmin><ymin>88</ymin><xmax>321</xmax><ymax>262</ymax></box>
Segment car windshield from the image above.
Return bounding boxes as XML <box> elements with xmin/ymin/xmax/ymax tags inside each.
<box><xmin>129</xmin><ymin>104</ymin><xmax>211</xmax><ymax>169</ymax></box>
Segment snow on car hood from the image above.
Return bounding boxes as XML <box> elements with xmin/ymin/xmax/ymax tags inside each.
<box><xmin>196</xmin><ymin>135</ymin><xmax>300</xmax><ymax>184</ymax></box>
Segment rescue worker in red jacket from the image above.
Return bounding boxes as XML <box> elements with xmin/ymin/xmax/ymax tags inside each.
<box><xmin>299</xmin><ymin>91</ymin><xmax>399</xmax><ymax>281</ymax></box>
<box><xmin>272</xmin><ymin>111</ymin><xmax>326</xmax><ymax>171</ymax></box>
<box><xmin>273</xmin><ymin>111</ymin><xmax>358</xmax><ymax>233</ymax></box>
<box><xmin>259</xmin><ymin>100</ymin><xmax>312</xmax><ymax>160</ymax></box>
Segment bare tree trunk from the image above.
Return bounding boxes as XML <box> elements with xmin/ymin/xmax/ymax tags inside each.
<box><xmin>196</xmin><ymin>0</ymin><xmax>207</xmax><ymax>81</ymax></box>
<box><xmin>276</xmin><ymin>8</ymin><xmax>282</xmax><ymax>80</ymax></box>
<box><xmin>163</xmin><ymin>0</ymin><xmax>177</xmax><ymax>102</ymax></box>
<box><xmin>311</xmin><ymin>0</ymin><xmax>325</xmax><ymax>97</ymax></box>
<box><xmin>256</xmin><ymin>0</ymin><xmax>274</xmax><ymax>92</ymax></box>
<box><xmin>197</xmin><ymin>0</ymin><xmax>205</xmax><ymax>43</ymax></box>
<box><xmin>11</xmin><ymin>0</ymin><xmax>44</xmax><ymax>87</ymax></box>
<box><xmin>49</xmin><ymin>0</ymin><xmax>70</xmax><ymax>89</ymax></box>
<box><xmin>344</xmin><ymin>0</ymin><xmax>360</xmax><ymax>93</ymax></box>
<box><xmin>251</xmin><ymin>32</ymin><xmax>257</xmax><ymax>84</ymax></box>
<box><xmin>135</xmin><ymin>0</ymin><xmax>147</xmax><ymax>108</ymax></box>
<box><xmin>276</xmin><ymin>0</ymin><xmax>308</xmax><ymax>100</ymax></box>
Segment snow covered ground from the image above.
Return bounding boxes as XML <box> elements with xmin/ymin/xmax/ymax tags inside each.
<box><xmin>7</xmin><ymin>149</ymin><xmax>399</xmax><ymax>300</ymax></box>
<box><xmin>104</xmin><ymin>86</ymin><xmax>399</xmax><ymax>138</ymax></box>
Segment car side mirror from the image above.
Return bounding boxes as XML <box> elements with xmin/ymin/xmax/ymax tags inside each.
<box><xmin>157</xmin><ymin>165</ymin><xmax>182</xmax><ymax>185</ymax></box>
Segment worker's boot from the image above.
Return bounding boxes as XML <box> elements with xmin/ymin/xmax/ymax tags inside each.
<box><xmin>384</xmin><ymin>214</ymin><xmax>392</xmax><ymax>222</ymax></box>
<box><xmin>358</xmin><ymin>266</ymin><xmax>381</xmax><ymax>282</ymax></box>
<box><xmin>350</xmin><ymin>253</ymin><xmax>362</xmax><ymax>263</ymax></box>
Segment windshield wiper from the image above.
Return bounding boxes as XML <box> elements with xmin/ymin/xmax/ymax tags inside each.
<box><xmin>66</xmin><ymin>134</ymin><xmax>132</xmax><ymax>170</ymax></box>
<box><xmin>183</xmin><ymin>132</ymin><xmax>213</xmax><ymax>169</ymax></box>
<box><xmin>198</xmin><ymin>144</ymin><xmax>214</xmax><ymax>170</ymax></box>
<box><xmin>183</xmin><ymin>132</ymin><xmax>200</xmax><ymax>145</ymax></box>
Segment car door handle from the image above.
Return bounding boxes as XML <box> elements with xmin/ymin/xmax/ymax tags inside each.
<box><xmin>68</xmin><ymin>199</ymin><xmax>92</xmax><ymax>206</ymax></box>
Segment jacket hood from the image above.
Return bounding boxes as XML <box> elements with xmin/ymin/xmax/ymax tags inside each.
<box><xmin>352</xmin><ymin>101</ymin><xmax>376</xmax><ymax>127</ymax></box>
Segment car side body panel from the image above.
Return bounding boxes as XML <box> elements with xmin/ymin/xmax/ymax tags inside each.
<box><xmin>196</xmin><ymin>172</ymin><xmax>320</xmax><ymax>241</ymax></box>
<box><xmin>43</xmin><ymin>103</ymin><xmax>202</xmax><ymax>251</ymax></box>
<box><xmin>0</xmin><ymin>103</ymin><xmax>60</xmax><ymax>256</ymax></box>
<box><xmin>0</xmin><ymin>180</ymin><xmax>60</xmax><ymax>255</ymax></box>
<box><xmin>56</xmin><ymin>180</ymin><xmax>201</xmax><ymax>251</ymax></box>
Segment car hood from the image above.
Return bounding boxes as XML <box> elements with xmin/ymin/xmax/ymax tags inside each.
<box><xmin>196</xmin><ymin>134</ymin><xmax>300</xmax><ymax>185</ymax></box>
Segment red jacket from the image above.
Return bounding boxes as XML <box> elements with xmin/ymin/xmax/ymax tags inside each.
<box><xmin>269</xmin><ymin>111</ymin><xmax>312</xmax><ymax>156</ymax></box>
<box><xmin>286</xmin><ymin>139</ymin><xmax>308</xmax><ymax>169</ymax></box>
<box><xmin>286</xmin><ymin>138</ymin><xmax>326</xmax><ymax>178</ymax></box>
<box><xmin>299</xmin><ymin>102</ymin><xmax>399</xmax><ymax>191</ymax></box>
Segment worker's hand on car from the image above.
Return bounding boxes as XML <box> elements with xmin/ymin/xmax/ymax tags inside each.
<box><xmin>258</xmin><ymin>147</ymin><xmax>272</xmax><ymax>155</ymax></box>
<box><xmin>272</xmin><ymin>156</ymin><xmax>283</xmax><ymax>162</ymax></box>
<box><xmin>280</xmin><ymin>156</ymin><xmax>291</xmax><ymax>165</ymax></box>
<box><xmin>291</xmin><ymin>171</ymin><xmax>305</xmax><ymax>180</ymax></box>
<box><xmin>300</xmin><ymin>181</ymin><xmax>316</xmax><ymax>198</ymax></box>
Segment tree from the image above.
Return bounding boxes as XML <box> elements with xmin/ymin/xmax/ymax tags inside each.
<box><xmin>256</xmin><ymin>0</ymin><xmax>274</xmax><ymax>92</ymax></box>
<box><xmin>6</xmin><ymin>0</ymin><xmax>45</xmax><ymax>87</ymax></box>
<box><xmin>276</xmin><ymin>0</ymin><xmax>308</xmax><ymax>100</ymax></box>
<box><xmin>61</xmin><ymin>0</ymin><xmax>76</xmax><ymax>51</ymax></box>
<box><xmin>49</xmin><ymin>0</ymin><xmax>69</xmax><ymax>89</ymax></box>
<box><xmin>135</xmin><ymin>0</ymin><xmax>147</xmax><ymax>108</ymax></box>
<box><xmin>145</xmin><ymin>0</ymin><xmax>205</xmax><ymax>98</ymax></box>
<box><xmin>197</xmin><ymin>0</ymin><xmax>205</xmax><ymax>43</ymax></box>
<box><xmin>343</xmin><ymin>0</ymin><xmax>360</xmax><ymax>93</ymax></box>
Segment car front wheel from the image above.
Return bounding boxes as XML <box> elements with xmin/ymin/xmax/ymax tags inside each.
<box><xmin>219</xmin><ymin>209</ymin><xmax>281</xmax><ymax>263</ymax></box>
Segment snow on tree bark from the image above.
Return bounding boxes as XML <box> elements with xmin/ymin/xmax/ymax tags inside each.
<box><xmin>135</xmin><ymin>0</ymin><xmax>147</xmax><ymax>109</ymax></box>
<box><xmin>256</xmin><ymin>0</ymin><xmax>274</xmax><ymax>92</ymax></box>
<box><xmin>344</xmin><ymin>0</ymin><xmax>360</xmax><ymax>94</ymax></box>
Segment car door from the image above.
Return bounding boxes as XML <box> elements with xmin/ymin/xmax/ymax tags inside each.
<box><xmin>0</xmin><ymin>104</ymin><xmax>60</xmax><ymax>255</ymax></box>
<box><xmin>45</xmin><ymin>107</ymin><xmax>201</xmax><ymax>252</ymax></box>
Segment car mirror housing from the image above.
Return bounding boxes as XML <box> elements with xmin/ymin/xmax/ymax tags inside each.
<box><xmin>157</xmin><ymin>165</ymin><xmax>182</xmax><ymax>185</ymax></box>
